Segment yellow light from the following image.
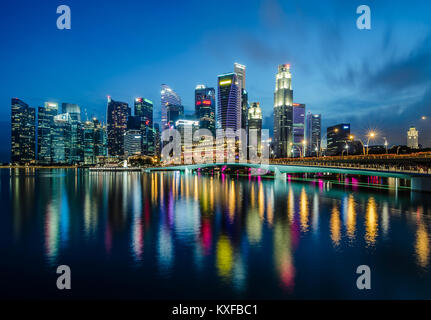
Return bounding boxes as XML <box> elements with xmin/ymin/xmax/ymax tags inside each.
<box><xmin>349</xmin><ymin>135</ymin><xmax>354</xmax><ymax>140</ymax></box>
<box><xmin>369</xmin><ymin>132</ymin><xmax>376</xmax><ymax>138</ymax></box>
<box><xmin>219</xmin><ymin>79</ymin><xmax>232</xmax><ymax>86</ymax></box>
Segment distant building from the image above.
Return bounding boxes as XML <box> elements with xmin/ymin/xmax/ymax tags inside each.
<box><xmin>292</xmin><ymin>103</ymin><xmax>305</xmax><ymax>157</ymax></box>
<box><xmin>82</xmin><ymin>118</ymin><xmax>107</xmax><ymax>165</ymax></box>
<box><xmin>234</xmin><ymin>63</ymin><xmax>247</xmax><ymax>131</ymax></box>
<box><xmin>52</xmin><ymin>113</ymin><xmax>72</xmax><ymax>164</ymax></box>
<box><xmin>306</xmin><ymin>113</ymin><xmax>321</xmax><ymax>156</ymax></box>
<box><xmin>273</xmin><ymin>64</ymin><xmax>293</xmax><ymax>158</ymax></box>
<box><xmin>161</xmin><ymin>84</ymin><xmax>181</xmax><ymax>130</ymax></box>
<box><xmin>124</xmin><ymin>130</ymin><xmax>143</xmax><ymax>157</ymax></box>
<box><xmin>107</xmin><ymin>96</ymin><xmax>130</xmax><ymax>157</ymax></box>
<box><xmin>217</xmin><ymin>73</ymin><xmax>241</xmax><ymax>131</ymax></box>
<box><xmin>37</xmin><ymin>102</ymin><xmax>59</xmax><ymax>164</ymax></box>
<box><xmin>327</xmin><ymin>123</ymin><xmax>350</xmax><ymax>156</ymax></box>
<box><xmin>135</xmin><ymin>98</ymin><xmax>154</xmax><ymax>156</ymax></box>
<box><xmin>11</xmin><ymin>98</ymin><xmax>36</xmax><ymax>164</ymax></box>
<box><xmin>195</xmin><ymin>85</ymin><xmax>216</xmax><ymax>136</ymax></box>
<box><xmin>166</xmin><ymin>104</ymin><xmax>184</xmax><ymax>129</ymax></box>
<box><xmin>407</xmin><ymin>126</ymin><xmax>419</xmax><ymax>149</ymax></box>
<box><xmin>241</xmin><ymin>89</ymin><xmax>248</xmax><ymax>131</ymax></box>
<box><xmin>154</xmin><ymin>123</ymin><xmax>161</xmax><ymax>159</ymax></box>
<box><xmin>61</xmin><ymin>103</ymin><xmax>81</xmax><ymax>122</ymax></box>
<box><xmin>248</xmin><ymin>102</ymin><xmax>263</xmax><ymax>157</ymax></box>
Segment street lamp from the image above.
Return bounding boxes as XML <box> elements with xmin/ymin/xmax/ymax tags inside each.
<box><xmin>302</xmin><ymin>140</ymin><xmax>306</xmax><ymax>158</ymax></box>
<box><xmin>383</xmin><ymin>137</ymin><xmax>388</xmax><ymax>154</ymax></box>
<box><xmin>366</xmin><ymin>131</ymin><xmax>376</xmax><ymax>155</ymax></box>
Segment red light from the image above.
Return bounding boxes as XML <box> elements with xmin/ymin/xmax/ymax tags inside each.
<box><xmin>146</xmin><ymin>120</ymin><xmax>150</xmax><ymax>125</ymax></box>
<box><xmin>196</xmin><ymin>101</ymin><xmax>202</xmax><ymax>105</ymax></box>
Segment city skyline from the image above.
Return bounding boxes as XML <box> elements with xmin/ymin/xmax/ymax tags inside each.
<box><xmin>1</xmin><ymin>0</ymin><xmax>431</xmax><ymax>162</ymax></box>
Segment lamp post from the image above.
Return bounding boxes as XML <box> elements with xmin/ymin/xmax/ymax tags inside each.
<box><xmin>383</xmin><ymin>137</ymin><xmax>388</xmax><ymax>154</ymax></box>
<box><xmin>302</xmin><ymin>140</ymin><xmax>306</xmax><ymax>158</ymax></box>
<box><xmin>366</xmin><ymin>131</ymin><xmax>376</xmax><ymax>155</ymax></box>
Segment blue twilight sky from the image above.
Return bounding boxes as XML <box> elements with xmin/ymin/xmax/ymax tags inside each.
<box><xmin>1</xmin><ymin>0</ymin><xmax>431</xmax><ymax>161</ymax></box>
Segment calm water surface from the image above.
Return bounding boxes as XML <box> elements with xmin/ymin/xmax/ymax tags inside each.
<box><xmin>1</xmin><ymin>168</ymin><xmax>430</xmax><ymax>299</ymax></box>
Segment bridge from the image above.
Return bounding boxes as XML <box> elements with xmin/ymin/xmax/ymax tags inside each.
<box><xmin>146</xmin><ymin>161</ymin><xmax>431</xmax><ymax>192</ymax></box>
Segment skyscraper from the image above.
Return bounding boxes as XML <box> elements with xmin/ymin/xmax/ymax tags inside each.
<box><xmin>292</xmin><ymin>103</ymin><xmax>306</xmax><ymax>157</ymax></box>
<box><xmin>217</xmin><ymin>73</ymin><xmax>241</xmax><ymax>131</ymax></box>
<box><xmin>107</xmin><ymin>96</ymin><xmax>130</xmax><ymax>157</ymax></box>
<box><xmin>234</xmin><ymin>63</ymin><xmax>247</xmax><ymax>131</ymax></box>
<box><xmin>161</xmin><ymin>84</ymin><xmax>181</xmax><ymax>130</ymax></box>
<box><xmin>195</xmin><ymin>85</ymin><xmax>216</xmax><ymax>136</ymax></box>
<box><xmin>61</xmin><ymin>103</ymin><xmax>81</xmax><ymax>122</ymax></box>
<box><xmin>327</xmin><ymin>123</ymin><xmax>350</xmax><ymax>156</ymax></box>
<box><xmin>135</xmin><ymin>98</ymin><xmax>155</xmax><ymax>156</ymax></box>
<box><xmin>52</xmin><ymin>113</ymin><xmax>72</xmax><ymax>164</ymax></box>
<box><xmin>306</xmin><ymin>112</ymin><xmax>321</xmax><ymax>156</ymax></box>
<box><xmin>166</xmin><ymin>104</ymin><xmax>184</xmax><ymax>129</ymax></box>
<box><xmin>37</xmin><ymin>102</ymin><xmax>58</xmax><ymax>164</ymax></box>
<box><xmin>124</xmin><ymin>130</ymin><xmax>143</xmax><ymax>156</ymax></box>
<box><xmin>273</xmin><ymin>64</ymin><xmax>293</xmax><ymax>158</ymax></box>
<box><xmin>407</xmin><ymin>126</ymin><xmax>419</xmax><ymax>149</ymax></box>
<box><xmin>248</xmin><ymin>102</ymin><xmax>263</xmax><ymax>156</ymax></box>
<box><xmin>11</xmin><ymin>98</ymin><xmax>36</xmax><ymax>164</ymax></box>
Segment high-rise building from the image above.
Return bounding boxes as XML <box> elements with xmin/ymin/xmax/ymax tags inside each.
<box><xmin>61</xmin><ymin>103</ymin><xmax>81</xmax><ymax>122</ymax></box>
<box><xmin>11</xmin><ymin>98</ymin><xmax>36</xmax><ymax>164</ymax></box>
<box><xmin>52</xmin><ymin>113</ymin><xmax>72</xmax><ymax>164</ymax></box>
<box><xmin>248</xmin><ymin>102</ymin><xmax>263</xmax><ymax>157</ymax></box>
<box><xmin>306</xmin><ymin>112</ymin><xmax>321</xmax><ymax>156</ymax></box>
<box><xmin>407</xmin><ymin>126</ymin><xmax>419</xmax><ymax>149</ymax></box>
<box><xmin>161</xmin><ymin>84</ymin><xmax>181</xmax><ymax>130</ymax></box>
<box><xmin>195</xmin><ymin>85</ymin><xmax>216</xmax><ymax>136</ymax></box>
<box><xmin>234</xmin><ymin>63</ymin><xmax>247</xmax><ymax>131</ymax></box>
<box><xmin>107</xmin><ymin>96</ymin><xmax>130</xmax><ymax>157</ymax></box>
<box><xmin>124</xmin><ymin>130</ymin><xmax>143</xmax><ymax>156</ymax></box>
<box><xmin>166</xmin><ymin>104</ymin><xmax>184</xmax><ymax>129</ymax></box>
<box><xmin>217</xmin><ymin>73</ymin><xmax>241</xmax><ymax>131</ymax></box>
<box><xmin>37</xmin><ymin>102</ymin><xmax>59</xmax><ymax>164</ymax></box>
<box><xmin>83</xmin><ymin>120</ymin><xmax>95</xmax><ymax>165</ymax></box>
<box><xmin>93</xmin><ymin>118</ymin><xmax>107</xmax><ymax>158</ymax></box>
<box><xmin>327</xmin><ymin>123</ymin><xmax>350</xmax><ymax>156</ymax></box>
<box><xmin>292</xmin><ymin>103</ymin><xmax>306</xmax><ymax>157</ymax></box>
<box><xmin>241</xmin><ymin>89</ymin><xmax>248</xmax><ymax>131</ymax></box>
<box><xmin>154</xmin><ymin>123</ymin><xmax>161</xmax><ymax>159</ymax></box>
<box><xmin>135</xmin><ymin>98</ymin><xmax>154</xmax><ymax>156</ymax></box>
<box><xmin>273</xmin><ymin>64</ymin><xmax>293</xmax><ymax>158</ymax></box>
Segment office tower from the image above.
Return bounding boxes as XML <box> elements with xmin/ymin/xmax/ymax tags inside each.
<box><xmin>154</xmin><ymin>123</ymin><xmax>161</xmax><ymax>159</ymax></box>
<box><xmin>61</xmin><ymin>103</ymin><xmax>81</xmax><ymax>122</ymax></box>
<box><xmin>327</xmin><ymin>123</ymin><xmax>350</xmax><ymax>156</ymax></box>
<box><xmin>107</xmin><ymin>96</ymin><xmax>130</xmax><ymax>156</ymax></box>
<box><xmin>273</xmin><ymin>64</ymin><xmax>293</xmax><ymax>158</ymax></box>
<box><xmin>37</xmin><ymin>102</ymin><xmax>59</xmax><ymax>164</ymax></box>
<box><xmin>11</xmin><ymin>98</ymin><xmax>36</xmax><ymax>164</ymax></box>
<box><xmin>407</xmin><ymin>126</ymin><xmax>419</xmax><ymax>149</ymax></box>
<box><xmin>248</xmin><ymin>102</ymin><xmax>263</xmax><ymax>156</ymax></box>
<box><xmin>195</xmin><ymin>85</ymin><xmax>216</xmax><ymax>136</ymax></box>
<box><xmin>93</xmin><ymin>119</ymin><xmax>107</xmax><ymax>158</ymax></box>
<box><xmin>217</xmin><ymin>73</ymin><xmax>241</xmax><ymax>131</ymax></box>
<box><xmin>241</xmin><ymin>89</ymin><xmax>248</xmax><ymax>130</ymax></box>
<box><xmin>135</xmin><ymin>98</ymin><xmax>154</xmax><ymax>156</ymax></box>
<box><xmin>124</xmin><ymin>130</ymin><xmax>142</xmax><ymax>156</ymax></box>
<box><xmin>292</xmin><ymin>103</ymin><xmax>306</xmax><ymax>157</ymax></box>
<box><xmin>52</xmin><ymin>113</ymin><xmax>72</xmax><ymax>164</ymax></box>
<box><xmin>306</xmin><ymin>112</ymin><xmax>321</xmax><ymax>156</ymax></box>
<box><xmin>161</xmin><ymin>84</ymin><xmax>181</xmax><ymax>130</ymax></box>
<box><xmin>166</xmin><ymin>104</ymin><xmax>184</xmax><ymax>129</ymax></box>
<box><xmin>83</xmin><ymin>120</ymin><xmax>95</xmax><ymax>164</ymax></box>
<box><xmin>234</xmin><ymin>63</ymin><xmax>246</xmax><ymax>94</ymax></box>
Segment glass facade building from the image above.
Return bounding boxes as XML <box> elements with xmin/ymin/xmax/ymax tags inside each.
<box><xmin>292</xmin><ymin>103</ymin><xmax>305</xmax><ymax>157</ymax></box>
<box><xmin>247</xmin><ymin>102</ymin><xmax>263</xmax><ymax>157</ymax></box>
<box><xmin>217</xmin><ymin>73</ymin><xmax>241</xmax><ymax>131</ymax></box>
<box><xmin>37</xmin><ymin>102</ymin><xmax>59</xmax><ymax>164</ymax></box>
<box><xmin>52</xmin><ymin>113</ymin><xmax>72</xmax><ymax>164</ymax></box>
<box><xmin>273</xmin><ymin>64</ymin><xmax>293</xmax><ymax>158</ymax></box>
<box><xmin>327</xmin><ymin>123</ymin><xmax>350</xmax><ymax>156</ymax></box>
<box><xmin>306</xmin><ymin>112</ymin><xmax>321</xmax><ymax>156</ymax></box>
<box><xmin>161</xmin><ymin>84</ymin><xmax>181</xmax><ymax>130</ymax></box>
<box><xmin>11</xmin><ymin>98</ymin><xmax>36</xmax><ymax>164</ymax></box>
<box><xmin>195</xmin><ymin>85</ymin><xmax>216</xmax><ymax>136</ymax></box>
<box><xmin>107</xmin><ymin>96</ymin><xmax>130</xmax><ymax>157</ymax></box>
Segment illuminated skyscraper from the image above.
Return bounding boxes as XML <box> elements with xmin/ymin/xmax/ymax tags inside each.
<box><xmin>273</xmin><ymin>64</ymin><xmax>293</xmax><ymax>158</ymax></box>
<box><xmin>292</xmin><ymin>103</ymin><xmax>305</xmax><ymax>157</ymax></box>
<box><xmin>61</xmin><ymin>103</ymin><xmax>81</xmax><ymax>122</ymax></box>
<box><xmin>217</xmin><ymin>73</ymin><xmax>241</xmax><ymax>131</ymax></box>
<box><xmin>407</xmin><ymin>126</ymin><xmax>419</xmax><ymax>149</ymax></box>
<box><xmin>52</xmin><ymin>113</ymin><xmax>72</xmax><ymax>164</ymax></box>
<box><xmin>135</xmin><ymin>98</ymin><xmax>155</xmax><ymax>156</ymax></box>
<box><xmin>306</xmin><ymin>112</ymin><xmax>321</xmax><ymax>156</ymax></box>
<box><xmin>234</xmin><ymin>63</ymin><xmax>248</xmax><ymax>131</ymax></box>
<box><xmin>107</xmin><ymin>96</ymin><xmax>130</xmax><ymax>156</ymax></box>
<box><xmin>248</xmin><ymin>102</ymin><xmax>262</xmax><ymax>156</ymax></box>
<box><xmin>37</xmin><ymin>102</ymin><xmax>58</xmax><ymax>164</ymax></box>
<box><xmin>161</xmin><ymin>84</ymin><xmax>181</xmax><ymax>130</ymax></box>
<box><xmin>11</xmin><ymin>98</ymin><xmax>36</xmax><ymax>164</ymax></box>
<box><xmin>195</xmin><ymin>85</ymin><xmax>216</xmax><ymax>136</ymax></box>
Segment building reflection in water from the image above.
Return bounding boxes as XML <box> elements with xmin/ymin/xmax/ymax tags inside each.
<box><xmin>7</xmin><ymin>168</ymin><xmax>431</xmax><ymax>297</ymax></box>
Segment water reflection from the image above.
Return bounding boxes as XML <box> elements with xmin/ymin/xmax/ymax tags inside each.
<box><xmin>5</xmin><ymin>169</ymin><xmax>431</xmax><ymax>298</ymax></box>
